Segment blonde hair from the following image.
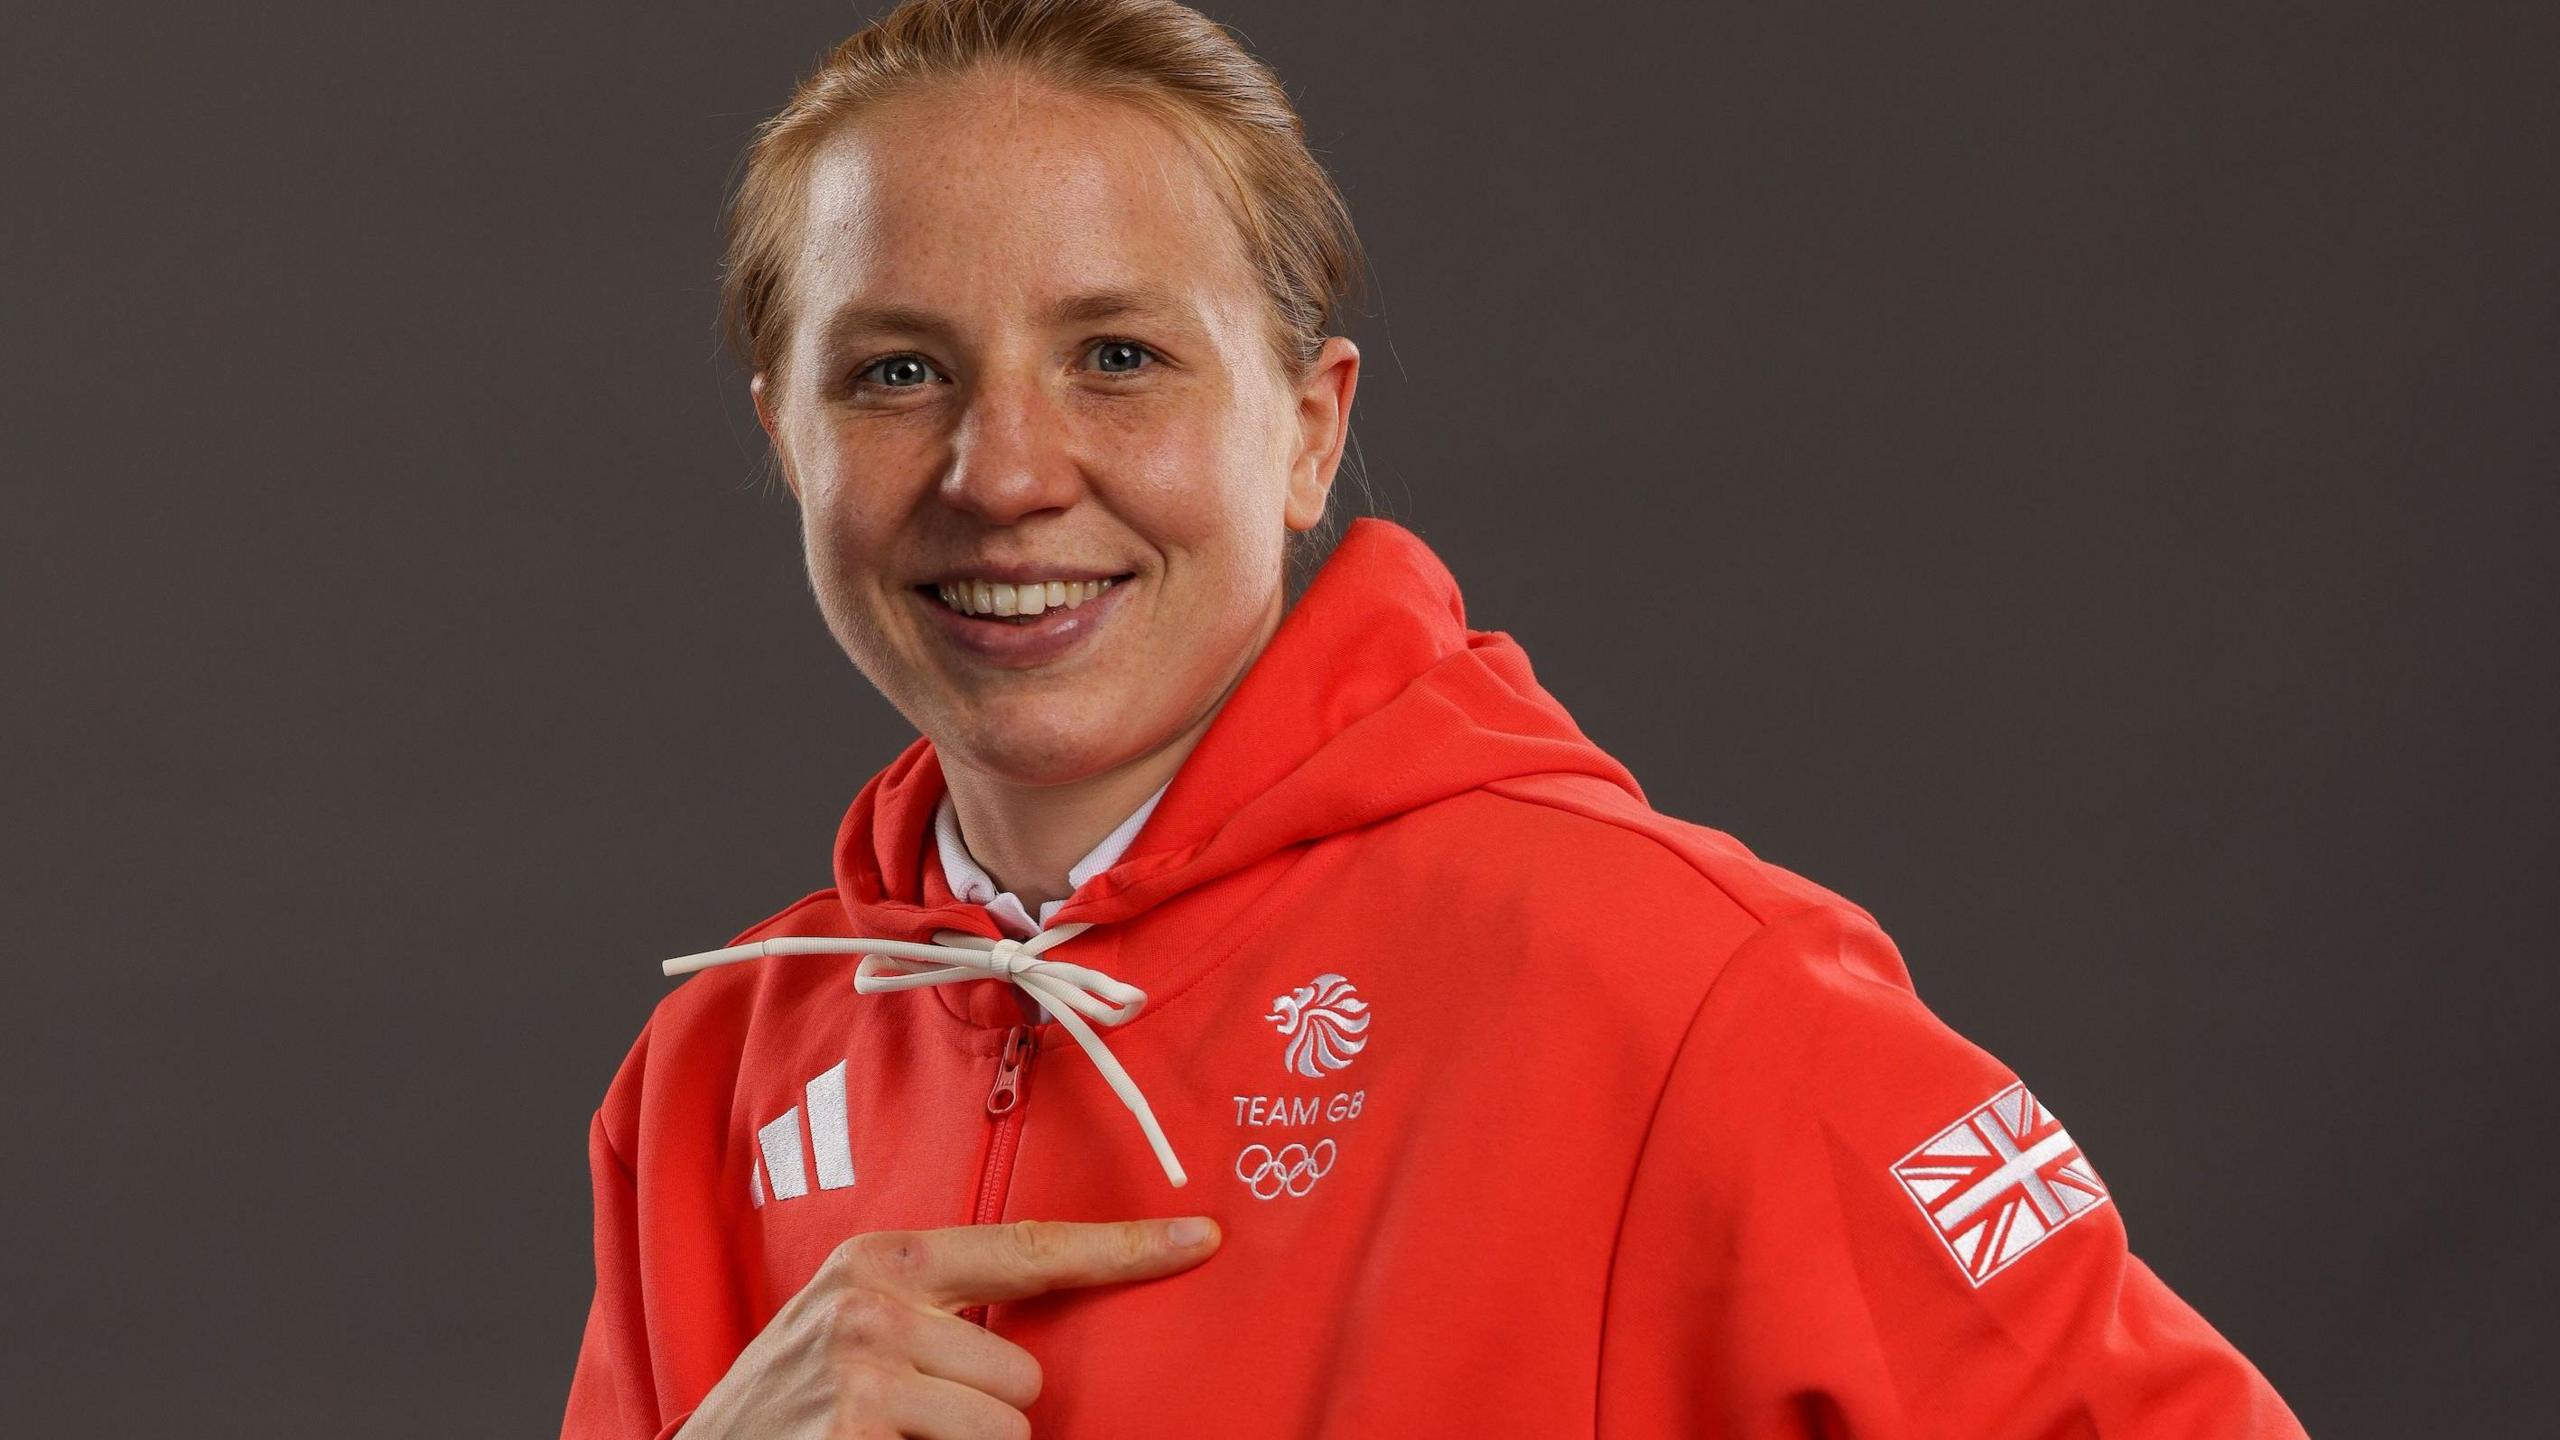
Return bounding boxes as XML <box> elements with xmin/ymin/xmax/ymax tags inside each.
<box><xmin>719</xmin><ymin>0</ymin><xmax>1368</xmax><ymax>395</ymax></box>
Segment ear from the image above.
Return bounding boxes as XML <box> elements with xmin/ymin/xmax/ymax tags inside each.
<box><xmin>751</xmin><ymin>372</ymin><xmax>803</xmax><ymax>502</ymax></box>
<box><xmin>1283</xmin><ymin>335</ymin><xmax>1360</xmax><ymax>532</ymax></box>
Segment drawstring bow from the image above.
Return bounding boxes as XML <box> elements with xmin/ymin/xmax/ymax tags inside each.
<box><xmin>660</xmin><ymin>921</ymin><xmax>1188</xmax><ymax>1187</ymax></box>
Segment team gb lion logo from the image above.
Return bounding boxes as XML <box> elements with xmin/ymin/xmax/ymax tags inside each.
<box><xmin>1264</xmin><ymin>973</ymin><xmax>1371</xmax><ymax>1078</ymax></box>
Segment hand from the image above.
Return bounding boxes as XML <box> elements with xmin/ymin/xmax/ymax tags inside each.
<box><xmin>676</xmin><ymin>1215</ymin><xmax>1223</xmax><ymax>1440</ymax></box>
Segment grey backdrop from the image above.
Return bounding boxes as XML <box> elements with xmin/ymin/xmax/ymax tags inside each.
<box><xmin>5</xmin><ymin>1</ymin><xmax>2552</xmax><ymax>1434</ymax></box>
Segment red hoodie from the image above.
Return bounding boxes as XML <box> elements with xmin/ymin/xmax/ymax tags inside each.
<box><xmin>561</xmin><ymin>517</ymin><xmax>2308</xmax><ymax>1439</ymax></box>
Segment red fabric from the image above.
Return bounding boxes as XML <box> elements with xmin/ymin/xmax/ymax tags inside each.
<box><xmin>561</xmin><ymin>517</ymin><xmax>2306</xmax><ymax>1438</ymax></box>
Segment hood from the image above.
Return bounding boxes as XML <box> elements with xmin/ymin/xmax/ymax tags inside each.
<box><xmin>832</xmin><ymin>515</ymin><xmax>1643</xmax><ymax>932</ymax></box>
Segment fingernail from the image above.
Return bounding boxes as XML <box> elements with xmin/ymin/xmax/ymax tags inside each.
<box><xmin>1166</xmin><ymin>1217</ymin><xmax>1215</xmax><ymax>1248</ymax></box>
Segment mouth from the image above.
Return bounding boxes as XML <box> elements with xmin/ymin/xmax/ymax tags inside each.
<box><xmin>915</xmin><ymin>572</ymin><xmax>1138</xmax><ymax>624</ymax></box>
<box><xmin>910</xmin><ymin>570</ymin><xmax>1141</xmax><ymax>668</ymax></box>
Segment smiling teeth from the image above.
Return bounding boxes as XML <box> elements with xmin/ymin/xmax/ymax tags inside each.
<box><xmin>935</xmin><ymin>576</ymin><xmax>1117</xmax><ymax>617</ymax></box>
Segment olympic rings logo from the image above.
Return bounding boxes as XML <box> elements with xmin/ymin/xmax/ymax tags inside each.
<box><xmin>1234</xmin><ymin>1138</ymin><xmax>1338</xmax><ymax>1199</ymax></box>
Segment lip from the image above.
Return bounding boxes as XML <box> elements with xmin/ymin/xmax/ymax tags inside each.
<box><xmin>915</xmin><ymin>574</ymin><xmax>1136</xmax><ymax>668</ymax></box>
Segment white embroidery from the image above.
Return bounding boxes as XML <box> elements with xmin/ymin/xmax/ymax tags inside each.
<box><xmin>805</xmin><ymin>1060</ymin><xmax>856</xmax><ymax>1192</ymax></box>
<box><xmin>1235</xmin><ymin>1138</ymin><xmax>1337</xmax><ymax>1199</ymax></box>
<box><xmin>758</xmin><ymin>1106</ymin><xmax>808</xmax><ymax>1201</ymax></box>
<box><xmin>753</xmin><ymin>1060</ymin><xmax>859</xmax><ymax>1205</ymax></box>
<box><xmin>1892</xmin><ymin>1081</ymin><xmax>2112</xmax><ymax>1286</ymax></box>
<box><xmin>1264</xmin><ymin>974</ymin><xmax>1370</xmax><ymax>1078</ymax></box>
<box><xmin>1232</xmin><ymin>1090</ymin><xmax>1366</xmax><ymax>1127</ymax></box>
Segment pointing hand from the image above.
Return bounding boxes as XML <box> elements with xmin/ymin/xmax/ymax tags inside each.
<box><xmin>677</xmin><ymin>1216</ymin><xmax>1223</xmax><ymax>1439</ymax></box>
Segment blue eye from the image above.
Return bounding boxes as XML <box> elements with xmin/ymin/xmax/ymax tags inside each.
<box><xmin>860</xmin><ymin>354</ymin><xmax>942</xmax><ymax>388</ymax></box>
<box><xmin>1090</xmin><ymin>340</ymin><xmax>1155</xmax><ymax>374</ymax></box>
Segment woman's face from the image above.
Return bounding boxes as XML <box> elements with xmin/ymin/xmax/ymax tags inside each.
<box><xmin>755</xmin><ymin>76</ymin><xmax>1358</xmax><ymax>789</ymax></box>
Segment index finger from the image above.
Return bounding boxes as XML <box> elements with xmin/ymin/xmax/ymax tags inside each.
<box><xmin>866</xmin><ymin>1216</ymin><xmax>1222</xmax><ymax>1311</ymax></box>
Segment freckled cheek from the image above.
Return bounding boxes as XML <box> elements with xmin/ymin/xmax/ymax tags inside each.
<box><xmin>795</xmin><ymin>399</ymin><xmax>926</xmax><ymax>472</ymax></box>
<box><xmin>799</xmin><ymin>438</ymin><xmax>925</xmax><ymax>538</ymax></box>
<box><xmin>1095</xmin><ymin>415</ymin><xmax>1270</xmax><ymax>549</ymax></box>
<box><xmin>800</xmin><ymin>492</ymin><xmax>889</xmax><ymax>571</ymax></box>
<box><xmin>793</xmin><ymin>489</ymin><xmax>911</xmax><ymax>623</ymax></box>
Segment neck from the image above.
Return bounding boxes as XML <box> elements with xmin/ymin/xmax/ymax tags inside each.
<box><xmin>938</xmin><ymin>581</ymin><xmax>1288</xmax><ymax>914</ymax></box>
<box><xmin>937</xmin><ymin>727</ymin><xmax>1193</xmax><ymax>915</ymax></box>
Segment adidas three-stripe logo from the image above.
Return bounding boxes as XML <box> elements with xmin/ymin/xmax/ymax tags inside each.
<box><xmin>752</xmin><ymin>1059</ymin><xmax>854</xmax><ymax>1207</ymax></box>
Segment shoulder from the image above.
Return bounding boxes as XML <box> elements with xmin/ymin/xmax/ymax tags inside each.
<box><xmin>1370</xmin><ymin>774</ymin><xmax>1895</xmax><ymax>1009</ymax></box>
<box><xmin>1405</xmin><ymin>773</ymin><xmax>1875</xmax><ymax>928</ymax></box>
<box><xmin>655</xmin><ymin>884</ymin><xmax>846</xmax><ymax>1025</ymax></box>
<box><xmin>593</xmin><ymin>884</ymin><xmax>847</xmax><ymax>1156</ymax></box>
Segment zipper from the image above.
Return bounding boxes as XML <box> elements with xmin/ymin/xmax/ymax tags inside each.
<box><xmin>985</xmin><ymin>1023</ymin><xmax>1033</xmax><ymax>1118</ymax></box>
<box><xmin>960</xmin><ymin>1022</ymin><xmax>1037</xmax><ymax>1329</ymax></box>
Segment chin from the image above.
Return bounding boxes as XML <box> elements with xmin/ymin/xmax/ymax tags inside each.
<box><xmin>940</xmin><ymin>711</ymin><xmax>1151</xmax><ymax>789</ymax></box>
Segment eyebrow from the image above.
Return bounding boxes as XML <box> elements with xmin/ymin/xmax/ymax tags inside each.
<box><xmin>814</xmin><ymin>284</ymin><xmax>1194</xmax><ymax>350</ymax></box>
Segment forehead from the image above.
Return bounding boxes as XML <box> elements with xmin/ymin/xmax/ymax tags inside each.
<box><xmin>789</xmin><ymin>77</ymin><xmax>1259</xmax><ymax>333</ymax></box>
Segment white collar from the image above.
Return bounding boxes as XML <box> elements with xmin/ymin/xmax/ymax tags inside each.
<box><xmin>933</xmin><ymin>778</ymin><xmax>1172</xmax><ymax>937</ymax></box>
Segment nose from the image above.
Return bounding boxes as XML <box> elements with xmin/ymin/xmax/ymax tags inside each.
<box><xmin>937</xmin><ymin>369</ymin><xmax>1084</xmax><ymax>526</ymax></box>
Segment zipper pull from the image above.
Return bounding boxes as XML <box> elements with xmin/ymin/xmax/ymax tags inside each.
<box><xmin>986</xmin><ymin>1024</ymin><xmax>1033</xmax><ymax>1117</ymax></box>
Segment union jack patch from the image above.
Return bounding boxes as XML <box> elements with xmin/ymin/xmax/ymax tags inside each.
<box><xmin>1891</xmin><ymin>1080</ymin><xmax>2111</xmax><ymax>1286</ymax></box>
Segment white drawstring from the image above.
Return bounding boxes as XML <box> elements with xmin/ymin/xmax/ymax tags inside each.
<box><xmin>661</xmin><ymin>921</ymin><xmax>1188</xmax><ymax>1188</ymax></box>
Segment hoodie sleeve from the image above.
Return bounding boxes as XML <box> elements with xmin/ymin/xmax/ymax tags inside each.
<box><xmin>1596</xmin><ymin>904</ymin><xmax>2308</xmax><ymax>1439</ymax></box>
<box><xmin>560</xmin><ymin>1024</ymin><xmax>700</xmax><ymax>1440</ymax></box>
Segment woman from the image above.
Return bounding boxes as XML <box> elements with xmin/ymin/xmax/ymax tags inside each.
<box><xmin>563</xmin><ymin>1</ymin><xmax>2308</xmax><ymax>1436</ymax></box>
